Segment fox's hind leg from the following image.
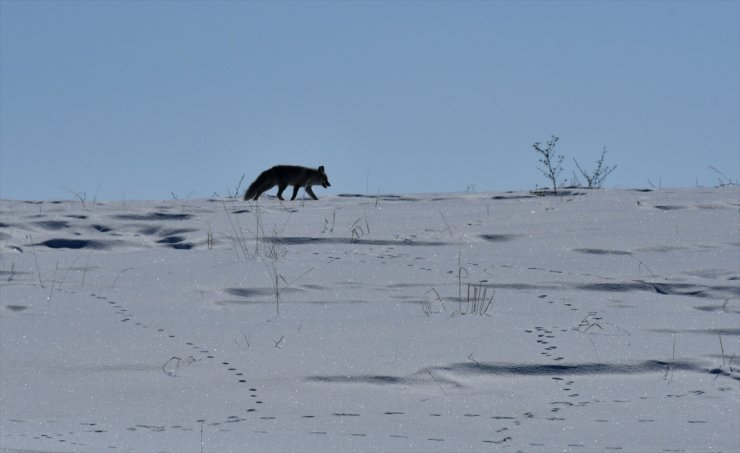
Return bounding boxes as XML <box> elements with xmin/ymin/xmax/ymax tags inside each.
<box><xmin>276</xmin><ymin>184</ymin><xmax>288</xmax><ymax>201</ymax></box>
<box><xmin>290</xmin><ymin>185</ymin><xmax>300</xmax><ymax>200</ymax></box>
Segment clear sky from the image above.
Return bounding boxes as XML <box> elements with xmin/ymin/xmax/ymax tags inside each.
<box><xmin>1</xmin><ymin>0</ymin><xmax>738</xmax><ymax>201</ymax></box>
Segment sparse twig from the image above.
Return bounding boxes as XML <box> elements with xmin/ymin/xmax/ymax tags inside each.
<box><xmin>200</xmin><ymin>420</ymin><xmax>204</xmax><ymax>453</ymax></box>
<box><xmin>229</xmin><ymin>174</ymin><xmax>246</xmax><ymax>198</ymax></box>
<box><xmin>420</xmin><ymin>296</ymin><xmax>432</xmax><ymax>317</ymax></box>
<box><xmin>427</xmin><ymin>369</ymin><xmax>448</xmax><ymax>396</ymax></box>
<box><xmin>575</xmin><ymin>314</ymin><xmax>603</xmax><ymax>333</ymax></box>
<box><xmin>79</xmin><ymin>254</ymin><xmax>91</xmax><ymax>288</ymax></box>
<box><xmin>708</xmin><ymin>166</ymin><xmax>738</xmax><ymax>187</ymax></box>
<box><xmin>7</xmin><ymin>263</ymin><xmax>16</xmax><ymax>283</ymax></box>
<box><xmin>647</xmin><ymin>178</ymin><xmax>662</xmax><ymax>190</ymax></box>
<box><xmin>350</xmin><ymin>213</ymin><xmax>370</xmax><ymax>243</ymax></box>
<box><xmin>221</xmin><ymin>201</ymin><xmax>257</xmax><ymax>262</ymax></box>
<box><xmin>162</xmin><ymin>356</ymin><xmax>197</xmax><ymax>377</ymax></box>
<box><xmin>460</xmin><ymin>283</ymin><xmax>494</xmax><ymax>316</ymax></box>
<box><xmin>263</xmin><ymin>228</ymin><xmax>287</xmax><ymax>315</ymax></box>
<box><xmin>322</xmin><ymin>210</ymin><xmax>336</xmax><ymax>234</ymax></box>
<box><xmin>439</xmin><ymin>211</ymin><xmax>455</xmax><ymax>239</ymax></box>
<box><xmin>225</xmin><ymin>201</ymin><xmax>307</xmax><ymax>316</ymax></box>
<box><xmin>274</xmin><ymin>335</ymin><xmax>285</xmax><ymax>349</ymax></box>
<box><xmin>48</xmin><ymin>261</ymin><xmax>59</xmax><ymax>301</ymax></box>
<box><xmin>28</xmin><ymin>234</ymin><xmax>45</xmax><ymax>288</ymax></box>
<box><xmin>630</xmin><ymin>255</ymin><xmax>657</xmax><ymax>277</ymax></box>
<box><xmin>533</xmin><ymin>136</ymin><xmax>564</xmax><ymax>194</ymax></box>
<box><xmin>111</xmin><ymin>267</ymin><xmax>133</xmax><ymax>290</ymax></box>
<box><xmin>56</xmin><ymin>257</ymin><xmax>80</xmax><ymax>293</ymax></box>
<box><xmin>66</xmin><ymin>190</ymin><xmax>87</xmax><ymax>209</ymax></box>
<box><xmin>573</xmin><ymin>147</ymin><xmax>616</xmax><ymax>188</ymax></box>
<box><xmin>162</xmin><ymin>356</ymin><xmax>182</xmax><ymax>377</ymax></box>
<box><xmin>421</xmin><ymin>288</ymin><xmax>445</xmax><ymax>316</ymax></box>
<box><xmin>458</xmin><ymin>252</ymin><xmax>467</xmax><ymax>312</ymax></box>
<box><xmin>287</xmin><ymin>266</ymin><xmax>315</xmax><ymax>287</ymax></box>
<box><xmin>235</xmin><ymin>332</ymin><xmax>251</xmax><ymax>351</ymax></box>
<box><xmin>664</xmin><ymin>335</ymin><xmax>676</xmax><ymax>382</ymax></box>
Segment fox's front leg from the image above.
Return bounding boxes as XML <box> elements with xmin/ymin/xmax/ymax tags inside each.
<box><xmin>276</xmin><ymin>184</ymin><xmax>287</xmax><ymax>200</ymax></box>
<box><xmin>290</xmin><ymin>185</ymin><xmax>300</xmax><ymax>200</ymax></box>
<box><xmin>305</xmin><ymin>186</ymin><xmax>318</xmax><ymax>200</ymax></box>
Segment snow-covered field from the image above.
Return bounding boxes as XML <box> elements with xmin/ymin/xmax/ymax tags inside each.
<box><xmin>1</xmin><ymin>188</ymin><xmax>739</xmax><ymax>453</ymax></box>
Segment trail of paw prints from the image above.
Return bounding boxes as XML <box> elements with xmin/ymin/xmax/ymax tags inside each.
<box><xmin>122</xmin><ymin>411</ymin><xmax>274</xmax><ymax>442</ymax></box>
<box><xmin>242</xmin><ymin>409</ymin><xmax>520</xmax><ymax>447</ymax></box>
<box><xmin>88</xmin><ymin>290</ymin><xmax>266</xmax><ymax>446</ymax></box>
<box><xmin>28</xmin><ymin>430</ymin><xmax>89</xmax><ymax>449</ymax></box>
<box><xmin>90</xmin><ymin>292</ymin><xmax>264</xmax><ymax>413</ymax></box>
<box><xmin>523</xmin><ymin>264</ymin><xmax>619</xmax><ymax>284</ymax></box>
<box><xmin>522</xmin><ymin>296</ymin><xmax>594</xmax><ymax>423</ymax></box>
<box><xmin>3</xmin><ymin>420</ymin><xmax>118</xmax><ymax>450</ymax></box>
<box><xmin>524</xmin><ymin>324</ymin><xmax>566</xmax><ymax>362</ymax></box>
<box><xmin>536</xmin><ymin>292</ymin><xmax>580</xmax><ymax>313</ymax></box>
<box><xmin>525</xmin><ymin>293</ymin><xmax>588</xmax><ymax>361</ymax></box>
<box><xmin>549</xmin><ymin>375</ymin><xmax>589</xmax><ymax>418</ymax></box>
<box><xmin>91</xmin><ymin>293</ymin><xmax>136</xmax><ymax>326</ymax></box>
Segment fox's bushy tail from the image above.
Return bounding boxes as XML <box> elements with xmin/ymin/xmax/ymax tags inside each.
<box><xmin>243</xmin><ymin>168</ymin><xmax>273</xmax><ymax>200</ymax></box>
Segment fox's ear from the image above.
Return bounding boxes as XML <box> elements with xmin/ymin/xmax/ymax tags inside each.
<box><xmin>318</xmin><ymin>166</ymin><xmax>325</xmax><ymax>173</ymax></box>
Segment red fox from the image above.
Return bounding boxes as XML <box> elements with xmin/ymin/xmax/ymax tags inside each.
<box><xmin>243</xmin><ymin>165</ymin><xmax>331</xmax><ymax>201</ymax></box>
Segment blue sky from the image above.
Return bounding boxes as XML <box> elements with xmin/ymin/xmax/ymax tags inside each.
<box><xmin>1</xmin><ymin>1</ymin><xmax>738</xmax><ymax>200</ymax></box>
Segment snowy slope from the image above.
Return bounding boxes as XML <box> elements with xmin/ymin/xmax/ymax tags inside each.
<box><xmin>1</xmin><ymin>188</ymin><xmax>739</xmax><ymax>452</ymax></box>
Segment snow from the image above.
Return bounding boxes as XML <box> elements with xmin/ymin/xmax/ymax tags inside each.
<box><xmin>1</xmin><ymin>188</ymin><xmax>739</xmax><ymax>452</ymax></box>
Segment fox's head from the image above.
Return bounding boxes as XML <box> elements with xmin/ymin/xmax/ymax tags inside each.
<box><xmin>317</xmin><ymin>166</ymin><xmax>331</xmax><ymax>188</ymax></box>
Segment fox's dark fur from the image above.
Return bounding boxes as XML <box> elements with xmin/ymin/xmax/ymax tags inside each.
<box><xmin>243</xmin><ymin>165</ymin><xmax>331</xmax><ymax>201</ymax></box>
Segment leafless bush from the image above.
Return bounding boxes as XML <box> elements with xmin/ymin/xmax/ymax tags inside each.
<box><xmin>574</xmin><ymin>147</ymin><xmax>617</xmax><ymax>188</ymax></box>
<box><xmin>533</xmin><ymin>136</ymin><xmax>565</xmax><ymax>194</ymax></box>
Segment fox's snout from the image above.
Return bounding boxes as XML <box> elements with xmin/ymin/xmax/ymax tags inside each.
<box><xmin>323</xmin><ymin>182</ymin><xmax>331</xmax><ymax>188</ymax></box>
